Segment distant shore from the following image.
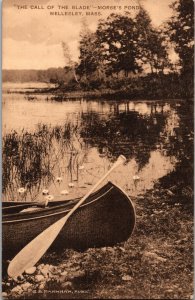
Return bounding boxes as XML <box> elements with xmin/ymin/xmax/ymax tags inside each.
<box><xmin>5</xmin><ymin>88</ymin><xmax>193</xmax><ymax>102</ymax></box>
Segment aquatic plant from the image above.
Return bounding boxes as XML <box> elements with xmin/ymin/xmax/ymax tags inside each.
<box><xmin>2</xmin><ymin>121</ymin><xmax>82</xmax><ymax>201</ymax></box>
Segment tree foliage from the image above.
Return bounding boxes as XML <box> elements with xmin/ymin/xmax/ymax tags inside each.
<box><xmin>77</xmin><ymin>20</ymin><xmax>100</xmax><ymax>80</ymax></box>
<box><xmin>168</xmin><ymin>0</ymin><xmax>194</xmax><ymax>75</ymax></box>
<box><xmin>77</xmin><ymin>8</ymin><xmax>170</xmax><ymax>80</ymax></box>
<box><xmin>96</xmin><ymin>13</ymin><xmax>142</xmax><ymax>77</ymax></box>
<box><xmin>136</xmin><ymin>8</ymin><xmax>170</xmax><ymax>74</ymax></box>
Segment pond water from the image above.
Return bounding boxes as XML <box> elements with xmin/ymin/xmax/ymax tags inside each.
<box><xmin>2</xmin><ymin>87</ymin><xmax>193</xmax><ymax>203</ymax></box>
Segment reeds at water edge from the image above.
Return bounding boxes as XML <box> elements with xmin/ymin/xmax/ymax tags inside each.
<box><xmin>2</xmin><ymin>121</ymin><xmax>86</xmax><ymax>202</ymax></box>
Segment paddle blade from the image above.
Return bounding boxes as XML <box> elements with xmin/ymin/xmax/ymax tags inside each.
<box><xmin>8</xmin><ymin>217</ymin><xmax>67</xmax><ymax>278</ymax></box>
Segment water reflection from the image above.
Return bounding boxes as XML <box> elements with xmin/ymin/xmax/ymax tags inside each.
<box><xmin>80</xmin><ymin>107</ymin><xmax>167</xmax><ymax>168</ymax></box>
<box><xmin>2</xmin><ymin>96</ymin><xmax>191</xmax><ymax>203</ymax></box>
<box><xmin>160</xmin><ymin>101</ymin><xmax>193</xmax><ymax>203</ymax></box>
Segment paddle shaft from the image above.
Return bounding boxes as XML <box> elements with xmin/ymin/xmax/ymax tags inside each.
<box><xmin>8</xmin><ymin>155</ymin><xmax>126</xmax><ymax>278</ymax></box>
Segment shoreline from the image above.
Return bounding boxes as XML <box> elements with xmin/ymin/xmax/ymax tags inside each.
<box><xmin>3</xmin><ymin>88</ymin><xmax>193</xmax><ymax>102</ymax></box>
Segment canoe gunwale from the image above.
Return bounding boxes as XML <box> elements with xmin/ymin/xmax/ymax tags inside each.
<box><xmin>3</xmin><ymin>181</ymin><xmax>136</xmax><ymax>255</ymax></box>
<box><xmin>3</xmin><ymin>181</ymin><xmax>136</xmax><ymax>237</ymax></box>
<box><xmin>3</xmin><ymin>181</ymin><xmax>114</xmax><ymax>217</ymax></box>
<box><xmin>3</xmin><ymin>186</ymin><xmax>114</xmax><ymax>224</ymax></box>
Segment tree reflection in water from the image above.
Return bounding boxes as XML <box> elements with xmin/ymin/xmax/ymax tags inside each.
<box><xmin>80</xmin><ymin>103</ymin><xmax>167</xmax><ymax>171</ymax></box>
<box><xmin>159</xmin><ymin>101</ymin><xmax>193</xmax><ymax>207</ymax></box>
<box><xmin>2</xmin><ymin>100</ymin><xmax>193</xmax><ymax>206</ymax></box>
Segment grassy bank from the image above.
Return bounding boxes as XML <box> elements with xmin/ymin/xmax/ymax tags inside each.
<box><xmin>2</xmin><ymin>173</ymin><xmax>193</xmax><ymax>299</ymax></box>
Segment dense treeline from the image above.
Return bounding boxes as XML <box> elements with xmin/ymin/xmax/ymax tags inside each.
<box><xmin>2</xmin><ymin>67</ymin><xmax>73</xmax><ymax>85</ymax></box>
<box><xmin>74</xmin><ymin>0</ymin><xmax>193</xmax><ymax>98</ymax></box>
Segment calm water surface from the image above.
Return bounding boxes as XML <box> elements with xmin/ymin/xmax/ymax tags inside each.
<box><xmin>2</xmin><ymin>87</ymin><xmax>193</xmax><ymax>202</ymax></box>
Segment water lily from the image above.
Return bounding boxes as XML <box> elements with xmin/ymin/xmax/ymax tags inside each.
<box><xmin>56</xmin><ymin>177</ymin><xmax>63</xmax><ymax>183</ymax></box>
<box><xmin>60</xmin><ymin>190</ymin><xmax>69</xmax><ymax>195</ymax></box>
<box><xmin>133</xmin><ymin>175</ymin><xmax>140</xmax><ymax>181</ymax></box>
<box><xmin>17</xmin><ymin>187</ymin><xmax>26</xmax><ymax>194</ymax></box>
<box><xmin>78</xmin><ymin>165</ymin><xmax>85</xmax><ymax>170</ymax></box>
<box><xmin>45</xmin><ymin>195</ymin><xmax>54</xmax><ymax>201</ymax></box>
<box><xmin>68</xmin><ymin>182</ymin><xmax>74</xmax><ymax>188</ymax></box>
<box><xmin>42</xmin><ymin>189</ymin><xmax>49</xmax><ymax>195</ymax></box>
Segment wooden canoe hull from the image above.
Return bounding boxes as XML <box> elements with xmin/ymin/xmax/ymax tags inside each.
<box><xmin>2</xmin><ymin>182</ymin><xmax>136</xmax><ymax>259</ymax></box>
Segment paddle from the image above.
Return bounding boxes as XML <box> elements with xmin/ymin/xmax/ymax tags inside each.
<box><xmin>8</xmin><ymin>155</ymin><xmax>126</xmax><ymax>278</ymax></box>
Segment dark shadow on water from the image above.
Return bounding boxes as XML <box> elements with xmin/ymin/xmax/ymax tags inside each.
<box><xmin>159</xmin><ymin>101</ymin><xmax>194</xmax><ymax>209</ymax></box>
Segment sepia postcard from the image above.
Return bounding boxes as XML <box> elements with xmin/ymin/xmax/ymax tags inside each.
<box><xmin>2</xmin><ymin>0</ymin><xmax>194</xmax><ymax>299</ymax></box>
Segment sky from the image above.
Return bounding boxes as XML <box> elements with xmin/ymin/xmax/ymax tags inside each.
<box><xmin>2</xmin><ymin>0</ymin><xmax>175</xmax><ymax>70</ymax></box>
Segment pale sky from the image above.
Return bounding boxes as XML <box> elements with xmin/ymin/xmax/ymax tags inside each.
<box><xmin>2</xmin><ymin>0</ymin><xmax>174</xmax><ymax>69</ymax></box>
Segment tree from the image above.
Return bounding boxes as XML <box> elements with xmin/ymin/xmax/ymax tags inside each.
<box><xmin>168</xmin><ymin>0</ymin><xmax>194</xmax><ymax>76</ymax></box>
<box><xmin>135</xmin><ymin>7</ymin><xmax>170</xmax><ymax>74</ymax></box>
<box><xmin>96</xmin><ymin>13</ymin><xmax>142</xmax><ymax>77</ymax></box>
<box><xmin>62</xmin><ymin>42</ymin><xmax>79</xmax><ymax>83</ymax></box>
<box><xmin>77</xmin><ymin>19</ymin><xmax>100</xmax><ymax>81</ymax></box>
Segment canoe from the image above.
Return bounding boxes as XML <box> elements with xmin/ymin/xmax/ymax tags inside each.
<box><xmin>2</xmin><ymin>181</ymin><xmax>136</xmax><ymax>259</ymax></box>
